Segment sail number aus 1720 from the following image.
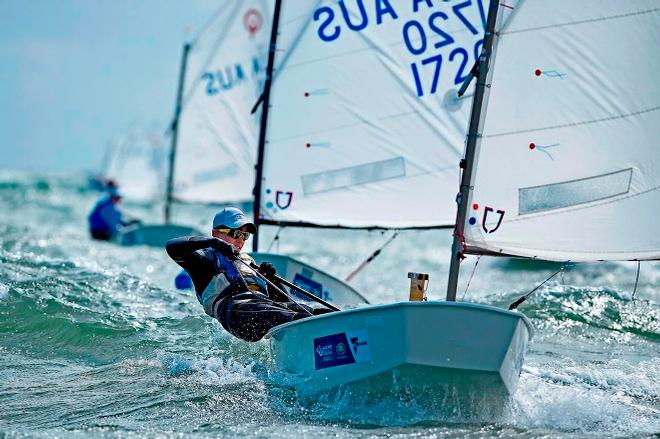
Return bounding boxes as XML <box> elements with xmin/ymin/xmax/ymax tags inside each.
<box><xmin>404</xmin><ymin>1</ymin><xmax>485</xmax><ymax>97</ymax></box>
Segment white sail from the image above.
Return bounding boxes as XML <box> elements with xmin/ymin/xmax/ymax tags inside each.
<box><xmin>104</xmin><ymin>130</ymin><xmax>167</xmax><ymax>202</ymax></box>
<box><xmin>172</xmin><ymin>1</ymin><xmax>272</xmax><ymax>205</ymax></box>
<box><xmin>463</xmin><ymin>1</ymin><xmax>660</xmax><ymax>261</ymax></box>
<box><xmin>260</xmin><ymin>0</ymin><xmax>489</xmax><ymax>228</ymax></box>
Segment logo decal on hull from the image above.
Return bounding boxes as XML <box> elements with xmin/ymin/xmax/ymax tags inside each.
<box><xmin>314</xmin><ymin>330</ymin><xmax>371</xmax><ymax>370</ymax></box>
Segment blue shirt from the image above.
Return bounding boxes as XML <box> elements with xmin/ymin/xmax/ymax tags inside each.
<box><xmin>88</xmin><ymin>197</ymin><xmax>123</xmax><ymax>234</ymax></box>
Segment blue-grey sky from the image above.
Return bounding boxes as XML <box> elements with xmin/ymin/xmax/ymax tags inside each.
<box><xmin>0</xmin><ymin>0</ymin><xmax>218</xmax><ymax>172</ymax></box>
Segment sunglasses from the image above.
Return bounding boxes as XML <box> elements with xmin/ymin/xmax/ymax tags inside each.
<box><xmin>215</xmin><ymin>228</ymin><xmax>251</xmax><ymax>241</ymax></box>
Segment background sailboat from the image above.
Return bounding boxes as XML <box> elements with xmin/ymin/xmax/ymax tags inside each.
<box><xmin>99</xmin><ymin>129</ymin><xmax>168</xmax><ymax>203</ymax></box>
<box><xmin>166</xmin><ymin>0</ymin><xmax>272</xmax><ymax>210</ymax></box>
<box><xmin>114</xmin><ymin>1</ymin><xmax>273</xmax><ymax>247</ymax></box>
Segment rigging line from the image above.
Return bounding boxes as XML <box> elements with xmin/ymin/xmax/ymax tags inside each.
<box><xmin>345</xmin><ymin>231</ymin><xmax>400</xmax><ymax>283</ymax></box>
<box><xmin>266</xmin><ymin>226</ymin><xmax>284</xmax><ymax>253</ymax></box>
<box><xmin>460</xmin><ymin>256</ymin><xmax>481</xmax><ymax>301</ymax></box>
<box><xmin>508</xmin><ymin>263</ymin><xmax>568</xmax><ymax>310</ymax></box>
<box><xmin>632</xmin><ymin>260</ymin><xmax>641</xmax><ymax>301</ymax></box>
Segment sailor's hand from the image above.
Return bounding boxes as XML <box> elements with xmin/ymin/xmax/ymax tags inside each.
<box><xmin>211</xmin><ymin>239</ymin><xmax>238</xmax><ymax>258</ymax></box>
<box><xmin>258</xmin><ymin>262</ymin><xmax>277</xmax><ymax>280</ymax></box>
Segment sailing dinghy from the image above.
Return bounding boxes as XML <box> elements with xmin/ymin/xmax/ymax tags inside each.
<box><xmin>92</xmin><ymin>131</ymin><xmax>202</xmax><ymax>246</ymax></box>
<box><xmin>115</xmin><ymin>1</ymin><xmax>273</xmax><ymax>247</ymax></box>
<box><xmin>258</xmin><ymin>0</ymin><xmax>660</xmax><ymax>401</ymax></box>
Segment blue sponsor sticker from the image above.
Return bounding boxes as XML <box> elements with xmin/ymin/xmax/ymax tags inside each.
<box><xmin>293</xmin><ymin>273</ymin><xmax>324</xmax><ymax>298</ymax></box>
<box><xmin>314</xmin><ymin>333</ymin><xmax>355</xmax><ymax>370</ymax></box>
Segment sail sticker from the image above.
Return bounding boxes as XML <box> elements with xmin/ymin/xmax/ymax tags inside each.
<box><xmin>534</xmin><ymin>68</ymin><xmax>567</xmax><ymax>80</ymax></box>
<box><xmin>292</xmin><ymin>273</ymin><xmax>324</xmax><ymax>299</ymax></box>
<box><xmin>243</xmin><ymin>9</ymin><xmax>263</xmax><ymax>37</ymax></box>
<box><xmin>469</xmin><ymin>202</ymin><xmax>479</xmax><ymax>226</ymax></box>
<box><xmin>275</xmin><ymin>191</ymin><xmax>293</xmax><ymax>209</ymax></box>
<box><xmin>529</xmin><ymin>142</ymin><xmax>560</xmax><ymax>161</ymax></box>
<box><xmin>265</xmin><ymin>188</ymin><xmax>273</xmax><ymax>209</ymax></box>
<box><xmin>519</xmin><ymin>168</ymin><xmax>633</xmax><ymax>215</ymax></box>
<box><xmin>264</xmin><ymin>188</ymin><xmax>294</xmax><ymax>210</ymax></box>
<box><xmin>301</xmin><ymin>157</ymin><xmax>406</xmax><ymax>195</ymax></box>
<box><xmin>482</xmin><ymin>206</ymin><xmax>505</xmax><ymax>233</ymax></box>
<box><xmin>314</xmin><ymin>330</ymin><xmax>370</xmax><ymax>370</ymax></box>
<box><xmin>346</xmin><ymin>329</ymin><xmax>371</xmax><ymax>362</ymax></box>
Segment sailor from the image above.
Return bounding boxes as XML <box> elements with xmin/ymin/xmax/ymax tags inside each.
<box><xmin>87</xmin><ymin>185</ymin><xmax>138</xmax><ymax>241</ymax></box>
<box><xmin>166</xmin><ymin>207</ymin><xmax>332</xmax><ymax>342</ymax></box>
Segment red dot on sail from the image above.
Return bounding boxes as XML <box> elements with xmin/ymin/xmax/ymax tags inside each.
<box><xmin>472</xmin><ymin>203</ymin><xmax>479</xmax><ymax>210</ymax></box>
<box><xmin>529</xmin><ymin>143</ymin><xmax>536</xmax><ymax>150</ymax></box>
<box><xmin>534</xmin><ymin>69</ymin><xmax>542</xmax><ymax>76</ymax></box>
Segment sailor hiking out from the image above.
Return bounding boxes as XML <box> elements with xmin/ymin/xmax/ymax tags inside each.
<box><xmin>166</xmin><ymin>207</ymin><xmax>333</xmax><ymax>342</ymax></box>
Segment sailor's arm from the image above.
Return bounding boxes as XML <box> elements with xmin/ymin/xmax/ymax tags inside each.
<box><xmin>166</xmin><ymin>236</ymin><xmax>238</xmax><ymax>297</ymax></box>
<box><xmin>256</xmin><ymin>261</ymin><xmax>291</xmax><ymax>302</ymax></box>
<box><xmin>166</xmin><ymin>236</ymin><xmax>236</xmax><ymax>266</ymax></box>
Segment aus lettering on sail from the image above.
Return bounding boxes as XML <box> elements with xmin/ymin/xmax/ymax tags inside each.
<box><xmin>312</xmin><ymin>0</ymin><xmax>487</xmax><ymax>98</ymax></box>
<box><xmin>202</xmin><ymin>51</ymin><xmax>267</xmax><ymax>96</ymax></box>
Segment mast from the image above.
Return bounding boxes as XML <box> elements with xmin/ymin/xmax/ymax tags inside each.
<box><xmin>164</xmin><ymin>42</ymin><xmax>191</xmax><ymax>224</ymax></box>
<box><xmin>446</xmin><ymin>0</ymin><xmax>500</xmax><ymax>301</ymax></box>
<box><xmin>252</xmin><ymin>0</ymin><xmax>283</xmax><ymax>252</ymax></box>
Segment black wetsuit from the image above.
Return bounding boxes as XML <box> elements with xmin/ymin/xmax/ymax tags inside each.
<box><xmin>166</xmin><ymin>236</ymin><xmax>329</xmax><ymax>342</ymax></box>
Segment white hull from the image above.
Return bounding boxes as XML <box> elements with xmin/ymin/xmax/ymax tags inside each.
<box><xmin>268</xmin><ymin>301</ymin><xmax>532</xmax><ymax>405</ymax></box>
<box><xmin>114</xmin><ymin>224</ymin><xmax>202</xmax><ymax>247</ymax></box>
<box><xmin>252</xmin><ymin>253</ymin><xmax>369</xmax><ymax>306</ymax></box>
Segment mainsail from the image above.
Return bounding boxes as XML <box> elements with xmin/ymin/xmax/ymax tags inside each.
<box><xmin>258</xmin><ymin>0</ymin><xmax>488</xmax><ymax>228</ymax></box>
<box><xmin>462</xmin><ymin>0</ymin><xmax>660</xmax><ymax>261</ymax></box>
<box><xmin>171</xmin><ymin>1</ymin><xmax>272</xmax><ymax>205</ymax></box>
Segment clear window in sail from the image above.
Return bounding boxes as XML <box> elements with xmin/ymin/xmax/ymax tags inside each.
<box><xmin>519</xmin><ymin>168</ymin><xmax>632</xmax><ymax>215</ymax></box>
<box><xmin>301</xmin><ymin>157</ymin><xmax>406</xmax><ymax>195</ymax></box>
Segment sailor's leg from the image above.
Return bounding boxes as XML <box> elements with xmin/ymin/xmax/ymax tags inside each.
<box><xmin>226</xmin><ymin>297</ymin><xmax>310</xmax><ymax>342</ymax></box>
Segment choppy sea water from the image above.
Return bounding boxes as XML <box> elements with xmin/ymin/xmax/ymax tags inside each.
<box><xmin>0</xmin><ymin>171</ymin><xmax>658</xmax><ymax>438</ymax></box>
